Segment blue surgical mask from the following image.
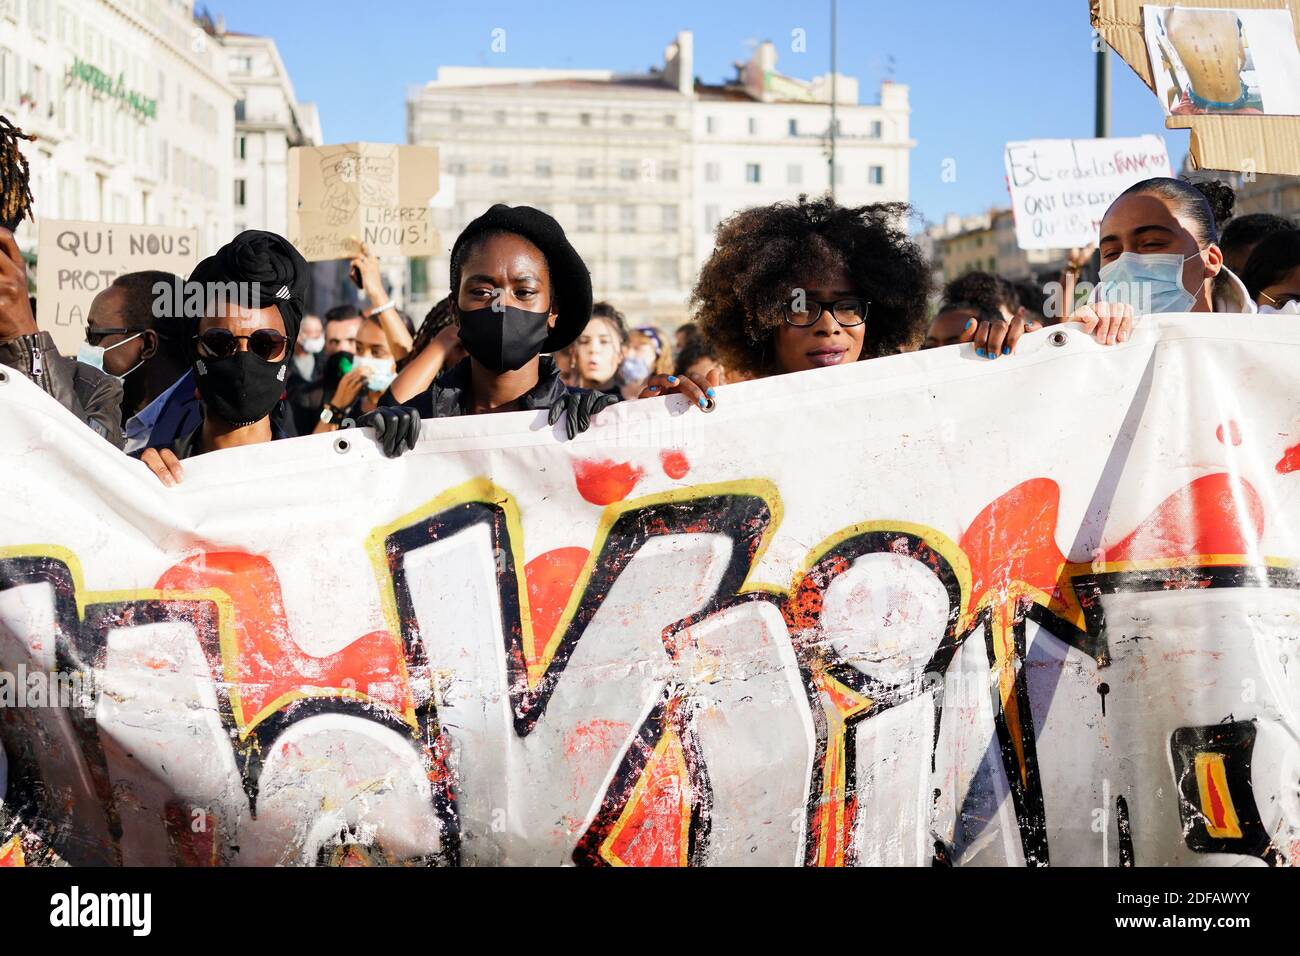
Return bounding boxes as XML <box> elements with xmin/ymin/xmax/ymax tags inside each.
<box><xmin>354</xmin><ymin>355</ymin><xmax>396</xmax><ymax>393</ymax></box>
<box><xmin>1096</xmin><ymin>251</ymin><xmax>1202</xmax><ymax>315</ymax></box>
<box><xmin>77</xmin><ymin>332</ymin><xmax>144</xmax><ymax>378</ymax></box>
<box><xmin>618</xmin><ymin>355</ymin><xmax>652</xmax><ymax>383</ymax></box>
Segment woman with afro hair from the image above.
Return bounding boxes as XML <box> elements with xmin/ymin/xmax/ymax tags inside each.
<box><xmin>641</xmin><ymin>194</ymin><xmax>931</xmax><ymax>406</ymax></box>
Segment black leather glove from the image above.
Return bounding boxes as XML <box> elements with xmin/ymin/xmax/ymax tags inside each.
<box><xmin>354</xmin><ymin>406</ymin><xmax>421</xmax><ymax>458</ymax></box>
<box><xmin>548</xmin><ymin>390</ymin><xmax>619</xmax><ymax>440</ymax></box>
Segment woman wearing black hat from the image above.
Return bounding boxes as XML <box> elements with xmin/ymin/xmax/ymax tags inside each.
<box><xmin>139</xmin><ymin>230</ymin><xmax>418</xmax><ymax>485</ymax></box>
<box><xmin>382</xmin><ymin>204</ymin><xmax>617</xmax><ymax>439</ymax></box>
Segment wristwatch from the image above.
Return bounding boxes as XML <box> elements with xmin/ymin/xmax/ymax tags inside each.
<box><xmin>320</xmin><ymin>403</ymin><xmax>344</xmax><ymax>425</ymax></box>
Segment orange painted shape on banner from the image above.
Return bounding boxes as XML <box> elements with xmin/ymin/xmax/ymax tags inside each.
<box><xmin>660</xmin><ymin>449</ymin><xmax>691</xmax><ymax>480</ymax></box>
<box><xmin>600</xmin><ymin>728</ymin><xmax>691</xmax><ymax>867</ymax></box>
<box><xmin>0</xmin><ymin>835</ymin><xmax>24</xmax><ymax>867</ymax></box>
<box><xmin>809</xmin><ymin>671</ymin><xmax>872</xmax><ymax>867</ymax></box>
<box><xmin>1107</xmin><ymin>474</ymin><xmax>1264</xmax><ymax>563</ymax></box>
<box><xmin>165</xmin><ymin>801</ymin><xmax>217</xmax><ymax>866</ymax></box>
<box><xmin>958</xmin><ymin>480</ymin><xmax>1069</xmax><ymax>792</ymax></box>
<box><xmin>155</xmin><ymin>552</ymin><xmax>411</xmax><ymax>732</ymax></box>
<box><xmin>573</xmin><ymin>458</ymin><xmax>644</xmax><ymax>506</ymax></box>
<box><xmin>523</xmin><ymin>547</ymin><xmax>590</xmax><ymax>668</ymax></box>
<box><xmin>1215</xmin><ymin>421</ymin><xmax>1242</xmax><ymax>446</ymax></box>
<box><xmin>1195</xmin><ymin>752</ymin><xmax>1243</xmax><ymax>839</ymax></box>
<box><xmin>959</xmin><ymin>478</ymin><xmax>1066</xmax><ymax>612</ymax></box>
<box><xmin>1278</xmin><ymin>440</ymin><xmax>1300</xmax><ymax>475</ymax></box>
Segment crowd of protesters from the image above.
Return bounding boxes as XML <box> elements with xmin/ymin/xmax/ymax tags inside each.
<box><xmin>2</xmin><ymin>126</ymin><xmax>1298</xmax><ymax>483</ymax></box>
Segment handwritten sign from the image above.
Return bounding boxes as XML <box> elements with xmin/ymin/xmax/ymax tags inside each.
<box><xmin>288</xmin><ymin>142</ymin><xmax>440</xmax><ymax>262</ymax></box>
<box><xmin>1003</xmin><ymin>136</ymin><xmax>1172</xmax><ymax>250</ymax></box>
<box><xmin>35</xmin><ymin>219</ymin><xmax>199</xmax><ymax>356</ymax></box>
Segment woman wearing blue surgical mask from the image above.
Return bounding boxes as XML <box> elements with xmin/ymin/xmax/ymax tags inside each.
<box><xmin>312</xmin><ymin>315</ymin><xmax>397</xmax><ymax>434</ymax></box>
<box><xmin>1240</xmin><ymin>230</ymin><xmax>1300</xmax><ymax>316</ymax></box>
<box><xmin>1068</xmin><ymin>177</ymin><xmax>1251</xmax><ymax>345</ymax></box>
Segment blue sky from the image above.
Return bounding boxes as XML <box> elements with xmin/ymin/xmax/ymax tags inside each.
<box><xmin>210</xmin><ymin>0</ymin><xmax>1185</xmax><ymax>225</ymax></box>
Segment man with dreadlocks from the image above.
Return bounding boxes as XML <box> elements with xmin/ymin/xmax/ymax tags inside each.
<box><xmin>0</xmin><ymin>117</ymin><xmax>124</xmax><ymax>446</ymax></box>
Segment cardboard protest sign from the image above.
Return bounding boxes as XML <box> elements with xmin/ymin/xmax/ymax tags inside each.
<box><xmin>1004</xmin><ymin>136</ymin><xmax>1172</xmax><ymax>250</ymax></box>
<box><xmin>1093</xmin><ymin>0</ymin><xmax>1300</xmax><ymax>175</ymax></box>
<box><xmin>1144</xmin><ymin>5</ymin><xmax>1300</xmax><ymax>115</ymax></box>
<box><xmin>3</xmin><ymin>315</ymin><xmax>1300</xmax><ymax>866</ymax></box>
<box><xmin>35</xmin><ymin>219</ymin><xmax>199</xmax><ymax>356</ymax></box>
<box><xmin>288</xmin><ymin>142</ymin><xmax>439</xmax><ymax>262</ymax></box>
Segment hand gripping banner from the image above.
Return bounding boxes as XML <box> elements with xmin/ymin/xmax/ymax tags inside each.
<box><xmin>1</xmin><ymin>315</ymin><xmax>1298</xmax><ymax>867</ymax></box>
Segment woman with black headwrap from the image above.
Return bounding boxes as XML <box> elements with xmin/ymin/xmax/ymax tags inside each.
<box><xmin>382</xmin><ymin>204</ymin><xmax>616</xmax><ymax>439</ymax></box>
<box><xmin>138</xmin><ymin>230</ymin><xmax>418</xmax><ymax>485</ymax></box>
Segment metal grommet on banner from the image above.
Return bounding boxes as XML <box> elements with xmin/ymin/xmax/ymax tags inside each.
<box><xmin>698</xmin><ymin>396</ymin><xmax>716</xmax><ymax>413</ymax></box>
<box><xmin>0</xmin><ymin>367</ymin><xmax>8</xmax><ymax>384</ymax></box>
<box><xmin>334</xmin><ymin>436</ymin><xmax>351</xmax><ymax>455</ymax></box>
<box><xmin>1049</xmin><ymin>330</ymin><xmax>1069</xmax><ymax>347</ymax></box>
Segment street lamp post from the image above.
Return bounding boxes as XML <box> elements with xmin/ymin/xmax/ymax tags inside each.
<box><xmin>1095</xmin><ymin>43</ymin><xmax>1111</xmax><ymax>138</ymax></box>
<box><xmin>829</xmin><ymin>0</ymin><xmax>838</xmax><ymax>200</ymax></box>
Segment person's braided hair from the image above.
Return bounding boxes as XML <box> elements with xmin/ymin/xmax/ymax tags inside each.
<box><xmin>691</xmin><ymin>194</ymin><xmax>931</xmax><ymax>377</ymax></box>
<box><xmin>401</xmin><ymin>294</ymin><xmax>455</xmax><ymax>371</ymax></box>
<box><xmin>0</xmin><ymin>116</ymin><xmax>35</xmax><ymax>232</ymax></box>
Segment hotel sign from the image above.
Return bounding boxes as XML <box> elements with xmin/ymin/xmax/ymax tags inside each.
<box><xmin>67</xmin><ymin>57</ymin><xmax>157</xmax><ymax>121</ymax></box>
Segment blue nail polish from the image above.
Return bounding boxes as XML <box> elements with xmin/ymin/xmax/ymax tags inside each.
<box><xmin>975</xmin><ymin>348</ymin><xmax>985</xmax><ymax>357</ymax></box>
<box><xmin>987</xmin><ymin>351</ymin><xmax>996</xmax><ymax>360</ymax></box>
<box><xmin>667</xmin><ymin>376</ymin><xmax>678</xmax><ymax>384</ymax></box>
<box><xmin>964</xmin><ymin>319</ymin><xmax>975</xmax><ymax>331</ymax></box>
<box><xmin>1002</xmin><ymin>346</ymin><xmax>1010</xmax><ymax>355</ymax></box>
<box><xmin>706</xmin><ymin>387</ymin><xmax>715</xmax><ymax>397</ymax></box>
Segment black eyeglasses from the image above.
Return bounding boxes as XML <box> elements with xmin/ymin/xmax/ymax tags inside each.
<box><xmin>782</xmin><ymin>298</ymin><xmax>869</xmax><ymax>328</ymax></box>
<box><xmin>194</xmin><ymin>328</ymin><xmax>288</xmax><ymax>362</ymax></box>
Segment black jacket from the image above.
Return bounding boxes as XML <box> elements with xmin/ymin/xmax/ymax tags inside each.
<box><xmin>285</xmin><ymin>352</ymin><xmax>324</xmax><ymax>436</ymax></box>
<box><xmin>381</xmin><ymin>355</ymin><xmax>593</xmax><ymax>418</ymax></box>
<box><xmin>0</xmin><ymin>331</ymin><xmax>124</xmax><ymax>448</ymax></box>
<box><xmin>140</xmin><ymin>400</ymin><xmax>295</xmax><ymax>461</ymax></box>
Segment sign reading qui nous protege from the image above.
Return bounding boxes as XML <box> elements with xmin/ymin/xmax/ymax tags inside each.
<box><xmin>35</xmin><ymin>219</ymin><xmax>200</xmax><ymax>357</ymax></box>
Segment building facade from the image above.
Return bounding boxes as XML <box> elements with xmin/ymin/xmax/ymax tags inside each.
<box><xmin>922</xmin><ymin>208</ymin><xmax>1068</xmax><ymax>292</ymax></box>
<box><xmin>1193</xmin><ymin>170</ymin><xmax>1300</xmax><ymax>225</ymax></box>
<box><xmin>406</xmin><ymin>31</ymin><xmax>914</xmax><ymax>329</ymax></box>
<box><xmin>2</xmin><ymin>0</ymin><xmax>236</xmax><ymax>257</ymax></box>
<box><xmin>220</xmin><ymin>29</ymin><xmax>320</xmax><ymax>238</ymax></box>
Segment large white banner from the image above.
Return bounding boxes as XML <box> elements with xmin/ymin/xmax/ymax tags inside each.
<box><xmin>1</xmin><ymin>315</ymin><xmax>1298</xmax><ymax>867</ymax></box>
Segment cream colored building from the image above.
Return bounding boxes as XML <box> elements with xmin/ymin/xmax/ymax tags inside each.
<box><xmin>923</xmin><ymin>208</ymin><xmax>1067</xmax><ymax>289</ymax></box>
<box><xmin>406</xmin><ymin>30</ymin><xmax>914</xmax><ymax>330</ymax></box>
<box><xmin>1193</xmin><ymin>169</ymin><xmax>1300</xmax><ymax>224</ymax></box>
<box><xmin>693</xmin><ymin>40</ymin><xmax>913</xmax><ymax>273</ymax></box>
<box><xmin>2</xmin><ymin>0</ymin><xmax>237</xmax><ymax>257</ymax></box>
<box><xmin>220</xmin><ymin>29</ymin><xmax>320</xmax><ymax>238</ymax></box>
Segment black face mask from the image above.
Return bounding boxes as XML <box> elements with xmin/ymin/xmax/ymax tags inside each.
<box><xmin>457</xmin><ymin>305</ymin><xmax>550</xmax><ymax>372</ymax></box>
<box><xmin>194</xmin><ymin>352</ymin><xmax>288</xmax><ymax>427</ymax></box>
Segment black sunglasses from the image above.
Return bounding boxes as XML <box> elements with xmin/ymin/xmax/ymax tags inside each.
<box><xmin>194</xmin><ymin>328</ymin><xmax>288</xmax><ymax>362</ymax></box>
<box><xmin>85</xmin><ymin>326</ymin><xmax>136</xmax><ymax>343</ymax></box>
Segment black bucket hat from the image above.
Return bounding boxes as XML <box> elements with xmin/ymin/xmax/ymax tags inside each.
<box><xmin>449</xmin><ymin>204</ymin><xmax>593</xmax><ymax>353</ymax></box>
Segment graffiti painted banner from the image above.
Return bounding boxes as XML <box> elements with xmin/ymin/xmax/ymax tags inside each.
<box><xmin>1</xmin><ymin>315</ymin><xmax>1299</xmax><ymax>868</ymax></box>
